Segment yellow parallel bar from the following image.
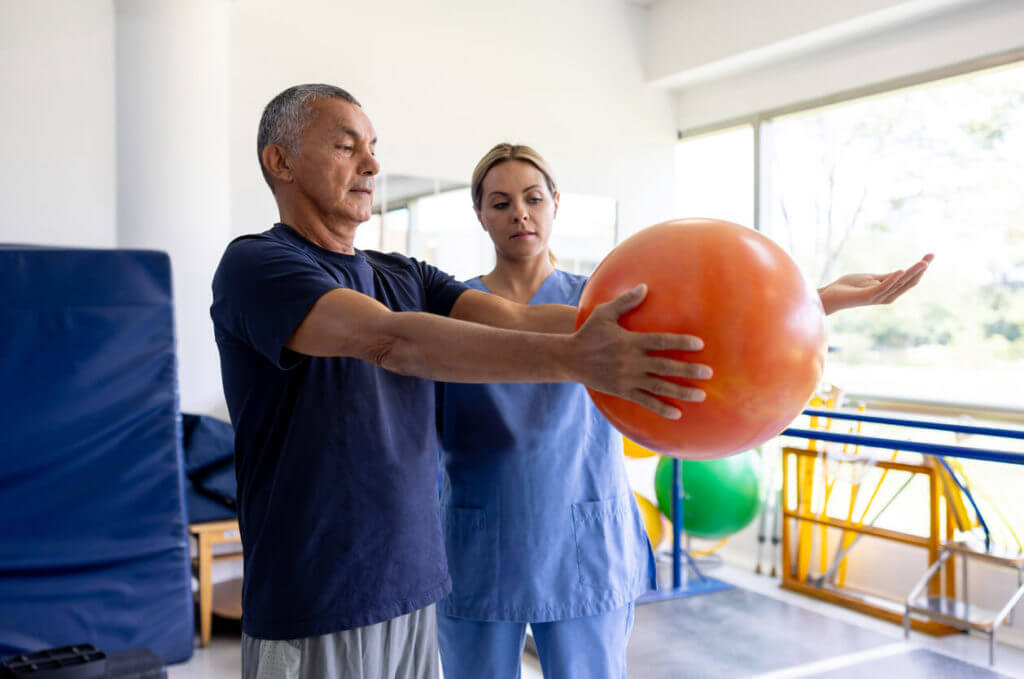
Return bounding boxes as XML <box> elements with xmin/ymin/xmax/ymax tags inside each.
<box><xmin>783</xmin><ymin>510</ymin><xmax>930</xmax><ymax>548</ymax></box>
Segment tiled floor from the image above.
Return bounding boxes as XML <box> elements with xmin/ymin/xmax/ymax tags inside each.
<box><xmin>168</xmin><ymin>564</ymin><xmax>1024</xmax><ymax>678</ymax></box>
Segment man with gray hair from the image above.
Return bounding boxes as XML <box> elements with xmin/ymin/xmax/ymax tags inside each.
<box><xmin>210</xmin><ymin>84</ymin><xmax>710</xmax><ymax>678</ymax></box>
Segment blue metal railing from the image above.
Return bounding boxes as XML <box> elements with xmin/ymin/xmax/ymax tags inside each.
<box><xmin>784</xmin><ymin>408</ymin><xmax>1024</xmax><ymax>465</ymax></box>
<box><xmin>650</xmin><ymin>408</ymin><xmax>1024</xmax><ymax>602</ymax></box>
<box><xmin>800</xmin><ymin>408</ymin><xmax>1024</xmax><ymax>442</ymax></box>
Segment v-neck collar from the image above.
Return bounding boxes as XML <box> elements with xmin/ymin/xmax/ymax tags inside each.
<box><xmin>476</xmin><ymin>269</ymin><xmax>560</xmax><ymax>305</ymax></box>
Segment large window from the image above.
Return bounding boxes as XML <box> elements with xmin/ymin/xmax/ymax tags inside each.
<box><xmin>675</xmin><ymin>66</ymin><xmax>1024</xmax><ymax>594</ymax></box>
<box><xmin>674</xmin><ymin>125</ymin><xmax>754</xmax><ymax>227</ymax></box>
<box><xmin>677</xmin><ymin>59</ymin><xmax>1024</xmax><ymax>410</ymax></box>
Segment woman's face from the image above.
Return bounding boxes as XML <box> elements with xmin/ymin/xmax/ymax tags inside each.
<box><xmin>477</xmin><ymin>159</ymin><xmax>558</xmax><ymax>262</ymax></box>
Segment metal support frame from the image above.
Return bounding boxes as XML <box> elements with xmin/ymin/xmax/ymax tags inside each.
<box><xmin>637</xmin><ymin>459</ymin><xmax>732</xmax><ymax>604</ymax></box>
<box><xmin>787</xmin><ymin>408</ymin><xmax>1024</xmax><ymax>665</ymax></box>
<box><xmin>905</xmin><ymin>546</ymin><xmax>1024</xmax><ymax>666</ymax></box>
<box><xmin>780</xmin><ymin>445</ymin><xmax>955</xmax><ymax>634</ymax></box>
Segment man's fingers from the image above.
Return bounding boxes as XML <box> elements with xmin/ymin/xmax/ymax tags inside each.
<box><xmin>596</xmin><ymin>284</ymin><xmax>647</xmax><ymax>319</ymax></box>
<box><xmin>628</xmin><ymin>390</ymin><xmax>682</xmax><ymax>420</ymax></box>
<box><xmin>646</xmin><ymin>357</ymin><xmax>713</xmax><ymax>380</ymax></box>
<box><xmin>641</xmin><ymin>377</ymin><xmax>707</xmax><ymax>402</ymax></box>
<box><xmin>644</xmin><ymin>332</ymin><xmax>704</xmax><ymax>353</ymax></box>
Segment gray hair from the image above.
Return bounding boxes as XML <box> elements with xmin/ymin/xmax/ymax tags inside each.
<box><xmin>257</xmin><ymin>84</ymin><xmax>361</xmax><ymax>190</ymax></box>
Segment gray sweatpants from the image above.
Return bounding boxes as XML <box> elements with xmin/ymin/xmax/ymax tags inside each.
<box><xmin>241</xmin><ymin>605</ymin><xmax>438</xmax><ymax>679</ymax></box>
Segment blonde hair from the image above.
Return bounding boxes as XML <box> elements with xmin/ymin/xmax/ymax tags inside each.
<box><xmin>471</xmin><ymin>143</ymin><xmax>559</xmax><ymax>265</ymax></box>
<box><xmin>471</xmin><ymin>143</ymin><xmax>558</xmax><ymax>211</ymax></box>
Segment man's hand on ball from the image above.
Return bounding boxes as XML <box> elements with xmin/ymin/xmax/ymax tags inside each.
<box><xmin>571</xmin><ymin>284</ymin><xmax>712</xmax><ymax>419</ymax></box>
<box><xmin>818</xmin><ymin>254</ymin><xmax>934</xmax><ymax>315</ymax></box>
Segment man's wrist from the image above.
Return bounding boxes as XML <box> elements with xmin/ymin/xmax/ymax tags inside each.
<box><xmin>550</xmin><ymin>332</ymin><xmax>583</xmax><ymax>384</ymax></box>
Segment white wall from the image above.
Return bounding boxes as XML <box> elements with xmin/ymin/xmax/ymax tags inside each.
<box><xmin>0</xmin><ymin>0</ymin><xmax>116</xmax><ymax>247</ymax></box>
<box><xmin>228</xmin><ymin>0</ymin><xmax>677</xmax><ymax>242</ymax></box>
<box><xmin>1</xmin><ymin>0</ymin><xmax>676</xmax><ymax>415</ymax></box>
<box><xmin>115</xmin><ymin>0</ymin><xmax>232</xmax><ymax>415</ymax></box>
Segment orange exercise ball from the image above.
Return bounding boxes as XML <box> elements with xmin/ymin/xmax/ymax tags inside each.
<box><xmin>576</xmin><ymin>218</ymin><xmax>826</xmax><ymax>460</ymax></box>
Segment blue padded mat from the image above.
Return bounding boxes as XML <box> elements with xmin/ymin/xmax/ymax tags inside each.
<box><xmin>182</xmin><ymin>413</ymin><xmax>237</xmax><ymax>524</ymax></box>
<box><xmin>0</xmin><ymin>246</ymin><xmax>194</xmax><ymax>663</ymax></box>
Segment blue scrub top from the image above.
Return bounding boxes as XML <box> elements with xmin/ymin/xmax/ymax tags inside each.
<box><xmin>437</xmin><ymin>269</ymin><xmax>655</xmax><ymax>623</ymax></box>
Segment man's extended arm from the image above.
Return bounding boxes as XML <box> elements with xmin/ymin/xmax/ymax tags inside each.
<box><xmin>285</xmin><ymin>284</ymin><xmax>710</xmax><ymax>419</ymax></box>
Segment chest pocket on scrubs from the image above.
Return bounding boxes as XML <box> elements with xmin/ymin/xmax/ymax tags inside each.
<box><xmin>571</xmin><ymin>495</ymin><xmax>640</xmax><ymax>588</ymax></box>
<box><xmin>443</xmin><ymin>506</ymin><xmax>497</xmax><ymax>598</ymax></box>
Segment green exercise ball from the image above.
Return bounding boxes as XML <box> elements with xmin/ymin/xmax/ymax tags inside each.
<box><xmin>654</xmin><ymin>451</ymin><xmax>763</xmax><ymax>540</ymax></box>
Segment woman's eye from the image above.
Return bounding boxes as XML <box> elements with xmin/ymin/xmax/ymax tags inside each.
<box><xmin>492</xmin><ymin>202</ymin><xmax>508</xmax><ymax>209</ymax></box>
<box><xmin>336</xmin><ymin>145</ymin><xmax>354</xmax><ymax>152</ymax></box>
<box><xmin>528</xmin><ymin>197</ymin><xmax>543</xmax><ymax>204</ymax></box>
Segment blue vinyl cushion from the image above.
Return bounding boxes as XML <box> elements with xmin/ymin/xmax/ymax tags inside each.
<box><xmin>182</xmin><ymin>413</ymin><xmax>237</xmax><ymax>524</ymax></box>
<box><xmin>0</xmin><ymin>246</ymin><xmax>194</xmax><ymax>664</ymax></box>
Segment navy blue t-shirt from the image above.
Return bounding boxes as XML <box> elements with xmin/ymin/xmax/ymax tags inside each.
<box><xmin>210</xmin><ymin>223</ymin><xmax>468</xmax><ymax>639</ymax></box>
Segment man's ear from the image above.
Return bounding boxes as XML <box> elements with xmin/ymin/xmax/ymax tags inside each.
<box><xmin>262</xmin><ymin>144</ymin><xmax>293</xmax><ymax>187</ymax></box>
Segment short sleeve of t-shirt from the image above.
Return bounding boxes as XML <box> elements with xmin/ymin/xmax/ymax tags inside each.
<box><xmin>410</xmin><ymin>257</ymin><xmax>469</xmax><ymax>317</ymax></box>
<box><xmin>211</xmin><ymin>236</ymin><xmax>339</xmax><ymax>369</ymax></box>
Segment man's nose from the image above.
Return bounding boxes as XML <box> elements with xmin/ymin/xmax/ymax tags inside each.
<box><xmin>361</xmin><ymin>151</ymin><xmax>380</xmax><ymax>175</ymax></box>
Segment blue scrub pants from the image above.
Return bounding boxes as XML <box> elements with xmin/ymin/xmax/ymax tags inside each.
<box><xmin>437</xmin><ymin>604</ymin><xmax>634</xmax><ymax>679</ymax></box>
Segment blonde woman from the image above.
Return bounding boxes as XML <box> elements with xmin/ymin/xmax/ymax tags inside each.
<box><xmin>436</xmin><ymin>143</ymin><xmax>932</xmax><ymax>678</ymax></box>
<box><xmin>436</xmin><ymin>143</ymin><xmax>647</xmax><ymax>678</ymax></box>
